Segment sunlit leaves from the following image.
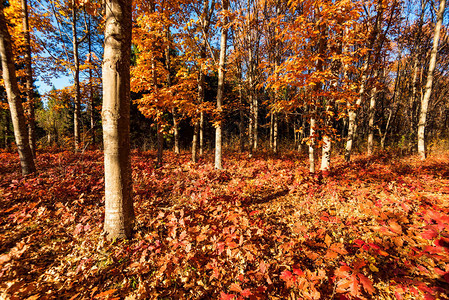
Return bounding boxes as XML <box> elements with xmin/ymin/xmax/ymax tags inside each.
<box><xmin>1</xmin><ymin>151</ymin><xmax>449</xmax><ymax>298</ymax></box>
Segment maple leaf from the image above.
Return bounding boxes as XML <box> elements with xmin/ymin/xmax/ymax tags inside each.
<box><xmin>358</xmin><ymin>274</ymin><xmax>375</xmax><ymax>295</ymax></box>
<box><xmin>229</xmin><ymin>283</ymin><xmax>243</xmax><ymax>293</ymax></box>
<box><xmin>220</xmin><ymin>292</ymin><xmax>235</xmax><ymax>300</ymax></box>
<box><xmin>241</xmin><ymin>289</ymin><xmax>252</xmax><ymax>298</ymax></box>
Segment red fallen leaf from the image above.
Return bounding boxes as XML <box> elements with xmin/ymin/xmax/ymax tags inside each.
<box><xmin>259</xmin><ymin>260</ymin><xmax>267</xmax><ymax>274</ymax></box>
<box><xmin>349</xmin><ymin>274</ymin><xmax>359</xmax><ymax>297</ymax></box>
<box><xmin>94</xmin><ymin>289</ymin><xmax>117</xmax><ymax>298</ymax></box>
<box><xmin>435</xmin><ymin>238</ymin><xmax>449</xmax><ymax>248</ymax></box>
<box><xmin>335</xmin><ymin>265</ymin><xmax>351</xmax><ymax>278</ymax></box>
<box><xmin>389</xmin><ymin>221</ymin><xmax>402</xmax><ymax>234</ymax></box>
<box><xmin>280</xmin><ymin>270</ymin><xmax>293</xmax><ymax>282</ymax></box>
<box><xmin>330</xmin><ymin>243</ymin><xmax>348</xmax><ymax>255</ymax></box>
<box><xmin>336</xmin><ymin>278</ymin><xmax>351</xmax><ymax>293</ymax></box>
<box><xmin>424</xmin><ymin>294</ymin><xmax>436</xmax><ymax>300</ymax></box>
<box><xmin>0</xmin><ymin>253</ymin><xmax>12</xmax><ymax>265</ymax></box>
<box><xmin>73</xmin><ymin>223</ymin><xmax>84</xmax><ymax>236</ymax></box>
<box><xmin>325</xmin><ymin>249</ymin><xmax>339</xmax><ymax>259</ymax></box>
<box><xmin>434</xmin><ymin>267</ymin><xmax>446</xmax><ymax>275</ymax></box>
<box><xmin>324</xmin><ymin>234</ymin><xmax>332</xmax><ymax>247</ymax></box>
<box><xmin>220</xmin><ymin>292</ymin><xmax>235</xmax><ymax>300</ymax></box>
<box><xmin>241</xmin><ymin>289</ymin><xmax>252</xmax><ymax>298</ymax></box>
<box><xmin>421</xmin><ymin>229</ymin><xmax>438</xmax><ymax>240</ymax></box>
<box><xmin>229</xmin><ymin>283</ymin><xmax>242</xmax><ymax>293</ymax></box>
<box><xmin>293</xmin><ymin>223</ymin><xmax>307</xmax><ymax>233</ymax></box>
<box><xmin>293</xmin><ymin>267</ymin><xmax>304</xmax><ymax>276</ymax></box>
<box><xmin>444</xmin><ymin>272</ymin><xmax>449</xmax><ymax>283</ymax></box>
<box><xmin>358</xmin><ymin>273</ymin><xmax>375</xmax><ymax>295</ymax></box>
<box><xmin>353</xmin><ymin>239</ymin><xmax>365</xmax><ymax>247</ymax></box>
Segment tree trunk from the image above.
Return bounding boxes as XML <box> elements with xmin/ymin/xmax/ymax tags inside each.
<box><xmin>248</xmin><ymin>88</ymin><xmax>254</xmax><ymax>156</ymax></box>
<box><xmin>418</xmin><ymin>0</ymin><xmax>446</xmax><ymax>160</ymax></box>
<box><xmin>345</xmin><ymin>0</ymin><xmax>383</xmax><ymax>162</ymax></box>
<box><xmin>165</xmin><ymin>28</ymin><xmax>179</xmax><ymax>155</ymax></box>
<box><xmin>0</xmin><ymin>6</ymin><xmax>36</xmax><ymax>175</ymax></box>
<box><xmin>102</xmin><ymin>0</ymin><xmax>133</xmax><ymax>240</ymax></box>
<box><xmin>367</xmin><ymin>68</ymin><xmax>379</xmax><ymax>156</ymax></box>
<box><xmin>72</xmin><ymin>0</ymin><xmax>81</xmax><ymax>152</ymax></box>
<box><xmin>156</xmin><ymin>123</ymin><xmax>163</xmax><ymax>168</ymax></box>
<box><xmin>21</xmin><ymin>0</ymin><xmax>36</xmax><ymax>158</ymax></box>
<box><xmin>309</xmin><ymin>116</ymin><xmax>315</xmax><ymax>173</ymax></box>
<box><xmin>320</xmin><ymin>135</ymin><xmax>331</xmax><ymax>172</ymax></box>
<box><xmin>273</xmin><ymin>112</ymin><xmax>278</xmax><ymax>153</ymax></box>
<box><xmin>345</xmin><ymin>59</ymin><xmax>368</xmax><ymax>162</ymax></box>
<box><xmin>200</xmin><ymin>111</ymin><xmax>204</xmax><ymax>155</ymax></box>
<box><xmin>238</xmin><ymin>71</ymin><xmax>244</xmax><ymax>153</ymax></box>
<box><xmin>408</xmin><ymin>0</ymin><xmax>425</xmax><ymax>146</ymax></box>
<box><xmin>172</xmin><ymin>108</ymin><xmax>180</xmax><ymax>154</ymax></box>
<box><xmin>253</xmin><ymin>93</ymin><xmax>258</xmax><ymax>151</ymax></box>
<box><xmin>88</xmin><ymin>16</ymin><xmax>95</xmax><ymax>147</ymax></box>
<box><xmin>192</xmin><ymin>120</ymin><xmax>199</xmax><ymax>163</ymax></box>
<box><xmin>214</xmin><ymin>0</ymin><xmax>228</xmax><ymax>170</ymax></box>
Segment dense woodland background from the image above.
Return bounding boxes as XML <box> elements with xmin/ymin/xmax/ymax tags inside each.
<box><xmin>0</xmin><ymin>0</ymin><xmax>448</xmax><ymax>162</ymax></box>
<box><xmin>1</xmin><ymin>0</ymin><xmax>449</xmax><ymax>299</ymax></box>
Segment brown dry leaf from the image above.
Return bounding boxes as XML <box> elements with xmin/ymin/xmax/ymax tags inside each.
<box><xmin>94</xmin><ymin>289</ymin><xmax>117</xmax><ymax>299</ymax></box>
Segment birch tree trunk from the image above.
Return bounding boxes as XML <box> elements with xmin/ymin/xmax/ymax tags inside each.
<box><xmin>88</xmin><ymin>16</ymin><xmax>95</xmax><ymax>147</ymax></box>
<box><xmin>238</xmin><ymin>65</ymin><xmax>244</xmax><ymax>153</ymax></box>
<box><xmin>102</xmin><ymin>0</ymin><xmax>134</xmax><ymax>240</ymax></box>
<box><xmin>367</xmin><ymin>68</ymin><xmax>379</xmax><ymax>156</ymax></box>
<box><xmin>309</xmin><ymin>116</ymin><xmax>316</xmax><ymax>173</ymax></box>
<box><xmin>320</xmin><ymin>135</ymin><xmax>331</xmax><ymax>172</ymax></box>
<box><xmin>72</xmin><ymin>0</ymin><xmax>81</xmax><ymax>152</ymax></box>
<box><xmin>418</xmin><ymin>0</ymin><xmax>446</xmax><ymax>160</ymax></box>
<box><xmin>214</xmin><ymin>0</ymin><xmax>229</xmax><ymax>170</ymax></box>
<box><xmin>21</xmin><ymin>0</ymin><xmax>36</xmax><ymax>158</ymax></box>
<box><xmin>345</xmin><ymin>0</ymin><xmax>383</xmax><ymax>162</ymax></box>
<box><xmin>408</xmin><ymin>0</ymin><xmax>425</xmax><ymax>144</ymax></box>
<box><xmin>0</xmin><ymin>5</ymin><xmax>36</xmax><ymax>175</ymax></box>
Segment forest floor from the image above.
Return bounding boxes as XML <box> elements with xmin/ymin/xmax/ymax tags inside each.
<box><xmin>0</xmin><ymin>149</ymin><xmax>448</xmax><ymax>300</ymax></box>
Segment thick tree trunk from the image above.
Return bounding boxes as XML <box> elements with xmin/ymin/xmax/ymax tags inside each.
<box><xmin>418</xmin><ymin>0</ymin><xmax>446</xmax><ymax>160</ymax></box>
<box><xmin>102</xmin><ymin>0</ymin><xmax>134</xmax><ymax>240</ymax></box>
<box><xmin>21</xmin><ymin>0</ymin><xmax>36</xmax><ymax>158</ymax></box>
<box><xmin>72</xmin><ymin>0</ymin><xmax>81</xmax><ymax>152</ymax></box>
<box><xmin>0</xmin><ymin>6</ymin><xmax>36</xmax><ymax>175</ymax></box>
<box><xmin>214</xmin><ymin>0</ymin><xmax>228</xmax><ymax>170</ymax></box>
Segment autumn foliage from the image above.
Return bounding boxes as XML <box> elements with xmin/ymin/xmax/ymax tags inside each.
<box><xmin>1</xmin><ymin>150</ymin><xmax>448</xmax><ymax>299</ymax></box>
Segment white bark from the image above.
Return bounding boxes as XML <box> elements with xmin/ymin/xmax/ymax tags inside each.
<box><xmin>367</xmin><ymin>68</ymin><xmax>379</xmax><ymax>156</ymax></box>
<box><xmin>309</xmin><ymin>117</ymin><xmax>315</xmax><ymax>173</ymax></box>
<box><xmin>214</xmin><ymin>0</ymin><xmax>229</xmax><ymax>170</ymax></box>
<box><xmin>418</xmin><ymin>0</ymin><xmax>446</xmax><ymax>160</ymax></box>
<box><xmin>320</xmin><ymin>135</ymin><xmax>331</xmax><ymax>172</ymax></box>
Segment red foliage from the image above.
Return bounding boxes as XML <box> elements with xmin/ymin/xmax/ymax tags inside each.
<box><xmin>0</xmin><ymin>150</ymin><xmax>448</xmax><ymax>299</ymax></box>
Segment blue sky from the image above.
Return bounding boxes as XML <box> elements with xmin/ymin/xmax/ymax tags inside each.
<box><xmin>36</xmin><ymin>75</ymin><xmax>72</xmax><ymax>95</ymax></box>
